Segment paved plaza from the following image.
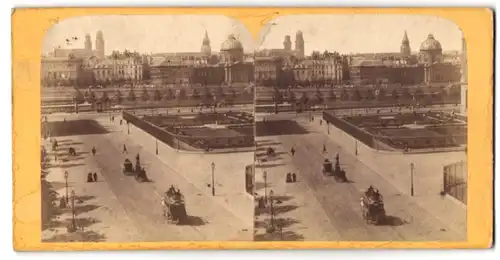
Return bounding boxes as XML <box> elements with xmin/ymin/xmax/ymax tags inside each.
<box><xmin>254</xmin><ymin>113</ymin><xmax>466</xmax><ymax>241</ymax></box>
<box><xmin>41</xmin><ymin>112</ymin><xmax>253</xmax><ymax>242</ymax></box>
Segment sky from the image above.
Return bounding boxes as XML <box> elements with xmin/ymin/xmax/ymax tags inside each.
<box><xmin>42</xmin><ymin>14</ymin><xmax>462</xmax><ymax>56</ymax></box>
<box><xmin>258</xmin><ymin>14</ymin><xmax>463</xmax><ymax>54</ymax></box>
<box><xmin>42</xmin><ymin>15</ymin><xmax>255</xmax><ymax>55</ymax></box>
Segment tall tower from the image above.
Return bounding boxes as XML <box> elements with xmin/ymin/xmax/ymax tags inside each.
<box><xmin>84</xmin><ymin>34</ymin><xmax>92</xmax><ymax>51</ymax></box>
<box><xmin>201</xmin><ymin>30</ymin><xmax>211</xmax><ymax>56</ymax></box>
<box><xmin>460</xmin><ymin>32</ymin><xmax>468</xmax><ymax>115</ymax></box>
<box><xmin>295</xmin><ymin>30</ymin><xmax>305</xmax><ymax>59</ymax></box>
<box><xmin>95</xmin><ymin>30</ymin><xmax>105</xmax><ymax>59</ymax></box>
<box><xmin>283</xmin><ymin>35</ymin><xmax>292</xmax><ymax>52</ymax></box>
<box><xmin>400</xmin><ymin>30</ymin><xmax>411</xmax><ymax>56</ymax></box>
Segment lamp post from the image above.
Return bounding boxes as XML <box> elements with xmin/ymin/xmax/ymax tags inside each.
<box><xmin>269</xmin><ymin>189</ymin><xmax>275</xmax><ymax>228</ymax></box>
<box><xmin>64</xmin><ymin>171</ymin><xmax>69</xmax><ymax>204</ymax></box>
<box><xmin>127</xmin><ymin>121</ymin><xmax>130</xmax><ymax>134</ymax></box>
<box><xmin>155</xmin><ymin>138</ymin><xmax>158</xmax><ymax>155</ymax></box>
<box><xmin>211</xmin><ymin>162</ymin><xmax>215</xmax><ymax>196</ymax></box>
<box><xmin>355</xmin><ymin>140</ymin><xmax>358</xmax><ymax>156</ymax></box>
<box><xmin>327</xmin><ymin>122</ymin><xmax>330</xmax><ymax>134</ymax></box>
<box><xmin>68</xmin><ymin>189</ymin><xmax>77</xmax><ymax>232</ymax></box>
<box><xmin>263</xmin><ymin>171</ymin><xmax>268</xmax><ymax>202</ymax></box>
<box><xmin>410</xmin><ymin>162</ymin><xmax>415</xmax><ymax>196</ymax></box>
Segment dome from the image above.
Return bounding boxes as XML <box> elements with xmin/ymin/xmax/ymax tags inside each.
<box><xmin>220</xmin><ymin>35</ymin><xmax>243</xmax><ymax>51</ymax></box>
<box><xmin>420</xmin><ymin>34</ymin><xmax>442</xmax><ymax>51</ymax></box>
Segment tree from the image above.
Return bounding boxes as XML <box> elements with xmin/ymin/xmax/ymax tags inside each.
<box><xmin>315</xmin><ymin>89</ymin><xmax>324</xmax><ymax>104</ymax></box>
<box><xmin>114</xmin><ymin>89</ymin><xmax>123</xmax><ymax>104</ymax></box>
<box><xmin>328</xmin><ymin>89</ymin><xmax>336</xmax><ymax>102</ymax></box>
<box><xmin>341</xmin><ymin>89</ymin><xmax>349</xmax><ymax>101</ymax></box>
<box><xmin>191</xmin><ymin>88</ymin><xmax>200</xmax><ymax>100</ymax></box>
<box><xmin>299</xmin><ymin>92</ymin><xmax>309</xmax><ymax>105</ymax></box>
<box><xmin>377</xmin><ymin>88</ymin><xmax>386</xmax><ymax>101</ymax></box>
<box><xmin>100</xmin><ymin>91</ymin><xmax>110</xmax><ymax>104</ymax></box>
<box><xmin>352</xmin><ymin>88</ymin><xmax>362</xmax><ymax>101</ymax></box>
<box><xmin>203</xmin><ymin>86</ymin><xmax>212</xmax><ymax>101</ymax></box>
<box><xmin>141</xmin><ymin>88</ymin><xmax>150</xmax><ymax>101</ymax></box>
<box><xmin>392</xmin><ymin>89</ymin><xmax>399</xmax><ymax>101</ymax></box>
<box><xmin>366</xmin><ymin>89</ymin><xmax>375</xmax><ymax>100</ymax></box>
<box><xmin>163</xmin><ymin>88</ymin><xmax>174</xmax><ymax>100</ymax></box>
<box><xmin>127</xmin><ymin>88</ymin><xmax>136</xmax><ymax>102</ymax></box>
<box><xmin>287</xmin><ymin>90</ymin><xmax>296</xmax><ymax>104</ymax></box>
<box><xmin>177</xmin><ymin>88</ymin><xmax>187</xmax><ymax>100</ymax></box>
<box><xmin>153</xmin><ymin>89</ymin><xmax>162</xmax><ymax>101</ymax></box>
<box><xmin>73</xmin><ymin>89</ymin><xmax>85</xmax><ymax>104</ymax></box>
<box><xmin>86</xmin><ymin>90</ymin><xmax>96</xmax><ymax>103</ymax></box>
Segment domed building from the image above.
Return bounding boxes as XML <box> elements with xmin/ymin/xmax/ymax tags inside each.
<box><xmin>220</xmin><ymin>34</ymin><xmax>244</xmax><ymax>63</ymax></box>
<box><xmin>419</xmin><ymin>34</ymin><xmax>443</xmax><ymax>64</ymax></box>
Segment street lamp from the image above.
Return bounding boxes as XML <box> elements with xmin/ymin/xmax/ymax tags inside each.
<box><xmin>268</xmin><ymin>189</ymin><xmax>275</xmax><ymax>228</ymax></box>
<box><xmin>64</xmin><ymin>171</ymin><xmax>69</xmax><ymax>204</ymax></box>
<box><xmin>127</xmin><ymin>121</ymin><xmax>130</xmax><ymax>134</ymax></box>
<box><xmin>155</xmin><ymin>138</ymin><xmax>158</xmax><ymax>155</ymax></box>
<box><xmin>410</xmin><ymin>162</ymin><xmax>415</xmax><ymax>196</ymax></box>
<box><xmin>355</xmin><ymin>140</ymin><xmax>358</xmax><ymax>156</ymax></box>
<box><xmin>327</xmin><ymin>122</ymin><xmax>330</xmax><ymax>134</ymax></box>
<box><xmin>69</xmin><ymin>189</ymin><xmax>77</xmax><ymax>232</ymax></box>
<box><xmin>211</xmin><ymin>162</ymin><xmax>215</xmax><ymax>196</ymax></box>
<box><xmin>263</xmin><ymin>171</ymin><xmax>268</xmax><ymax>202</ymax></box>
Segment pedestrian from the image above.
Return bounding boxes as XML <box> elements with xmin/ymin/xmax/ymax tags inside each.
<box><xmin>292</xmin><ymin>172</ymin><xmax>297</xmax><ymax>183</ymax></box>
<box><xmin>323</xmin><ymin>144</ymin><xmax>327</xmax><ymax>154</ymax></box>
<box><xmin>290</xmin><ymin>147</ymin><xmax>295</xmax><ymax>156</ymax></box>
<box><xmin>92</xmin><ymin>147</ymin><xmax>96</xmax><ymax>156</ymax></box>
<box><xmin>93</xmin><ymin>172</ymin><xmax>98</xmax><ymax>182</ymax></box>
<box><xmin>123</xmin><ymin>144</ymin><xmax>128</xmax><ymax>154</ymax></box>
<box><xmin>54</xmin><ymin>154</ymin><xmax>58</xmax><ymax>161</ymax></box>
<box><xmin>87</xmin><ymin>172</ymin><xmax>94</xmax><ymax>183</ymax></box>
<box><xmin>320</xmin><ymin>119</ymin><xmax>323</xmax><ymax>125</ymax></box>
<box><xmin>120</xmin><ymin>119</ymin><xmax>123</xmax><ymax>125</ymax></box>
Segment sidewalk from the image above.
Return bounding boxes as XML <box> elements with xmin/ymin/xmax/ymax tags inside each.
<box><xmin>41</xmin><ymin>134</ymin><xmax>140</xmax><ymax>242</ymax></box>
<box><xmin>304</xmin><ymin>117</ymin><xmax>467</xmax><ymax>236</ymax></box>
<box><xmin>253</xmin><ymin>138</ymin><xmax>342</xmax><ymax>241</ymax></box>
<box><xmin>98</xmin><ymin>116</ymin><xmax>254</xmax><ymax>229</ymax></box>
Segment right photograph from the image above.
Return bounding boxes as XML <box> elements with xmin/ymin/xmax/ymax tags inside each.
<box><xmin>253</xmin><ymin>14</ymin><xmax>467</xmax><ymax>241</ymax></box>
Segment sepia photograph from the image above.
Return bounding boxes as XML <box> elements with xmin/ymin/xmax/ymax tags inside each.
<box><xmin>253</xmin><ymin>15</ymin><xmax>467</xmax><ymax>241</ymax></box>
<box><xmin>39</xmin><ymin>15</ymin><xmax>256</xmax><ymax>242</ymax></box>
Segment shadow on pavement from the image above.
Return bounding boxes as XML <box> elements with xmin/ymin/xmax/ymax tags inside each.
<box><xmin>378</xmin><ymin>215</ymin><xmax>408</xmax><ymax>226</ymax></box>
<box><xmin>41</xmin><ymin>180</ymin><xmax>63</xmax><ymax>231</ymax></box>
<box><xmin>254</xmin><ymin>230</ymin><xmax>305</xmax><ymax>241</ymax></box>
<box><xmin>255</xmin><ymin>163</ymin><xmax>286</xmax><ymax>169</ymax></box>
<box><xmin>42</xmin><ymin>120</ymin><xmax>110</xmax><ymax>137</ymax></box>
<box><xmin>256</xmin><ymin>120</ymin><xmax>309</xmax><ymax>137</ymax></box>
<box><xmin>75</xmin><ymin>217</ymin><xmax>102</xmax><ymax>228</ymax></box>
<box><xmin>74</xmin><ymin>204</ymin><xmax>101</xmax><ymax>215</ymax></box>
<box><xmin>178</xmin><ymin>216</ymin><xmax>208</xmax><ymax>226</ymax></box>
<box><xmin>273</xmin><ymin>204</ymin><xmax>299</xmax><ymax>215</ymax></box>
<box><xmin>43</xmin><ymin>230</ymin><xmax>107</xmax><ymax>242</ymax></box>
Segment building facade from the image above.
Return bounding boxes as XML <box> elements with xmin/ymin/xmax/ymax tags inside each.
<box><xmin>41</xmin><ymin>57</ymin><xmax>84</xmax><ymax>86</ymax></box>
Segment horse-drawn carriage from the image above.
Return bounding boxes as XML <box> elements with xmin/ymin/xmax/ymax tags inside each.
<box><xmin>122</xmin><ymin>158</ymin><xmax>149</xmax><ymax>182</ymax></box>
<box><xmin>162</xmin><ymin>186</ymin><xmax>188</xmax><ymax>224</ymax></box>
<box><xmin>361</xmin><ymin>187</ymin><xmax>386</xmax><ymax>225</ymax></box>
<box><xmin>266</xmin><ymin>147</ymin><xmax>276</xmax><ymax>157</ymax></box>
<box><xmin>322</xmin><ymin>159</ymin><xmax>348</xmax><ymax>182</ymax></box>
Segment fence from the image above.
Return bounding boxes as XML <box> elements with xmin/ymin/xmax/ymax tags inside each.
<box><xmin>122</xmin><ymin>111</ymin><xmax>254</xmax><ymax>151</ymax></box>
<box><xmin>322</xmin><ymin>111</ymin><xmax>375</xmax><ymax>147</ymax></box>
<box><xmin>443</xmin><ymin>161</ymin><xmax>467</xmax><ymax>205</ymax></box>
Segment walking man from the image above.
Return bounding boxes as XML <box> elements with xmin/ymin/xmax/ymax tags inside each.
<box><xmin>290</xmin><ymin>147</ymin><xmax>295</xmax><ymax>157</ymax></box>
<box><xmin>92</xmin><ymin>146</ymin><xmax>96</xmax><ymax>156</ymax></box>
<box><xmin>323</xmin><ymin>143</ymin><xmax>327</xmax><ymax>154</ymax></box>
<box><xmin>93</xmin><ymin>172</ymin><xmax>98</xmax><ymax>182</ymax></box>
<box><xmin>123</xmin><ymin>144</ymin><xmax>128</xmax><ymax>154</ymax></box>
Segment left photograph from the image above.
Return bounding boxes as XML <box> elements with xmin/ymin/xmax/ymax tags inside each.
<box><xmin>40</xmin><ymin>15</ymin><xmax>256</xmax><ymax>242</ymax></box>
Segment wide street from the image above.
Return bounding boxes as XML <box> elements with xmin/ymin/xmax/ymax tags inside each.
<box><xmin>42</xmin><ymin>112</ymin><xmax>253</xmax><ymax>242</ymax></box>
<box><xmin>254</xmin><ymin>112</ymin><xmax>466</xmax><ymax>241</ymax></box>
